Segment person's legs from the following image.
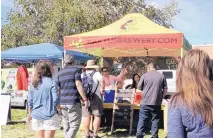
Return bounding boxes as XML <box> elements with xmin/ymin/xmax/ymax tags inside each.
<box><xmin>35</xmin><ymin>130</ymin><xmax>44</xmax><ymax>138</ymax></box>
<box><xmin>82</xmin><ymin>103</ymin><xmax>92</xmax><ymax>137</ymax></box>
<box><xmin>93</xmin><ymin>116</ymin><xmax>101</xmax><ymax>137</ymax></box>
<box><xmin>84</xmin><ymin>115</ymin><xmax>91</xmax><ymax>137</ymax></box>
<box><xmin>150</xmin><ymin>106</ymin><xmax>161</xmax><ymax>138</ymax></box>
<box><xmin>90</xmin><ymin>96</ymin><xmax>103</xmax><ymax>137</ymax></box>
<box><xmin>32</xmin><ymin>118</ymin><xmax>45</xmax><ymax>138</ymax></box>
<box><xmin>67</xmin><ymin>104</ymin><xmax>82</xmax><ymax>138</ymax></box>
<box><xmin>44</xmin><ymin>130</ymin><xmax>55</xmax><ymax>138</ymax></box>
<box><xmin>136</xmin><ymin>105</ymin><xmax>150</xmax><ymax>138</ymax></box>
<box><xmin>43</xmin><ymin>114</ymin><xmax>61</xmax><ymax>138</ymax></box>
<box><xmin>61</xmin><ymin>109</ymin><xmax>70</xmax><ymax>138</ymax></box>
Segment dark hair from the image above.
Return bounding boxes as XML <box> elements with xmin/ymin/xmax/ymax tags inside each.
<box><xmin>101</xmin><ymin>67</ymin><xmax>108</xmax><ymax>72</ymax></box>
<box><xmin>146</xmin><ymin>61</ymin><xmax>156</xmax><ymax>69</ymax></box>
<box><xmin>132</xmin><ymin>74</ymin><xmax>140</xmax><ymax>89</ymax></box>
<box><xmin>32</xmin><ymin>60</ymin><xmax>53</xmax><ymax>88</ymax></box>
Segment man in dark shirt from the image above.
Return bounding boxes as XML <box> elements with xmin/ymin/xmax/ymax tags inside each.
<box><xmin>136</xmin><ymin>62</ymin><xmax>167</xmax><ymax>138</ymax></box>
<box><xmin>56</xmin><ymin>54</ymin><xmax>88</xmax><ymax>138</ymax></box>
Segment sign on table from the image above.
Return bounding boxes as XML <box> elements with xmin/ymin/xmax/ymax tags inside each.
<box><xmin>0</xmin><ymin>94</ymin><xmax>11</xmax><ymax>125</ymax></box>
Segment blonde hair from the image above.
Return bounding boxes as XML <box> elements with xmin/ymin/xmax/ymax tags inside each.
<box><xmin>170</xmin><ymin>49</ymin><xmax>213</xmax><ymax>127</ymax></box>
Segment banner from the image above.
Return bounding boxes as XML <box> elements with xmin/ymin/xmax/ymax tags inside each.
<box><xmin>65</xmin><ymin>34</ymin><xmax>182</xmax><ymax>50</ymax></box>
<box><xmin>1</xmin><ymin>68</ymin><xmax>34</xmax><ymax>92</ymax></box>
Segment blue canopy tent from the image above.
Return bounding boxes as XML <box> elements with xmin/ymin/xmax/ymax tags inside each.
<box><xmin>1</xmin><ymin>43</ymin><xmax>93</xmax><ymax>63</ymax></box>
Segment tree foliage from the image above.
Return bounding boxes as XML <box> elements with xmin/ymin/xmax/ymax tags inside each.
<box><xmin>1</xmin><ymin>0</ymin><xmax>180</xmax><ymax>50</ymax></box>
<box><xmin>2</xmin><ymin>0</ymin><xmax>181</xmax><ymax>77</ymax></box>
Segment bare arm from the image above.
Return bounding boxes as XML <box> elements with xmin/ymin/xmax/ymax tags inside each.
<box><xmin>163</xmin><ymin>88</ymin><xmax>168</xmax><ymax>98</ymax></box>
<box><xmin>75</xmin><ymin>80</ymin><xmax>87</xmax><ymax>100</ymax></box>
<box><xmin>137</xmin><ymin>75</ymin><xmax>144</xmax><ymax>91</ymax></box>
<box><xmin>162</xmin><ymin>77</ymin><xmax>168</xmax><ymax>98</ymax></box>
<box><xmin>101</xmin><ymin>77</ymin><xmax>105</xmax><ymax>94</ymax></box>
<box><xmin>114</xmin><ymin>68</ymin><xmax>127</xmax><ymax>81</ymax></box>
<box><xmin>27</xmin><ymin>85</ymin><xmax>33</xmax><ymax>121</ymax></box>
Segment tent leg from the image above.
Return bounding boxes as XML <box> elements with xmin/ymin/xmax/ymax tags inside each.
<box><xmin>62</xmin><ymin>58</ymin><xmax>64</xmax><ymax>68</ymax></box>
<box><xmin>62</xmin><ymin>50</ymin><xmax>66</xmax><ymax>68</ymax></box>
<box><xmin>180</xmin><ymin>48</ymin><xmax>183</xmax><ymax>58</ymax></box>
<box><xmin>64</xmin><ymin>50</ymin><xmax>66</xmax><ymax>57</ymax></box>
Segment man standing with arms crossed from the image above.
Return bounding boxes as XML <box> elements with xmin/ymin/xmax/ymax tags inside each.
<box><xmin>136</xmin><ymin>62</ymin><xmax>167</xmax><ymax>138</ymax></box>
<box><xmin>56</xmin><ymin>54</ymin><xmax>88</xmax><ymax>138</ymax></box>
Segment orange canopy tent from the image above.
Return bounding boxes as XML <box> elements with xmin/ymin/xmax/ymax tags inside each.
<box><xmin>64</xmin><ymin>13</ymin><xmax>191</xmax><ymax>57</ymax></box>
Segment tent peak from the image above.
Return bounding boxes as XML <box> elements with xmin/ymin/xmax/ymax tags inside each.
<box><xmin>130</xmin><ymin>7</ymin><xmax>140</xmax><ymax>14</ymax></box>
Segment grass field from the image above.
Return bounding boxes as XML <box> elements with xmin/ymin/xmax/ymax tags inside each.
<box><xmin>1</xmin><ymin>109</ymin><xmax>167</xmax><ymax>138</ymax></box>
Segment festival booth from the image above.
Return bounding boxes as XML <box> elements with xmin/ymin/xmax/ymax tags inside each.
<box><xmin>64</xmin><ymin>13</ymin><xmax>191</xmax><ymax>58</ymax></box>
<box><xmin>1</xmin><ymin>43</ymin><xmax>93</xmax><ymax>125</ymax></box>
<box><xmin>1</xmin><ymin>43</ymin><xmax>93</xmax><ymax>92</ymax></box>
<box><xmin>64</xmin><ymin>13</ymin><xmax>191</xmax><ymax>133</ymax></box>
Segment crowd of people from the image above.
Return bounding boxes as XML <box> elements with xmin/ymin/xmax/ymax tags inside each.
<box><xmin>27</xmin><ymin>49</ymin><xmax>213</xmax><ymax>138</ymax></box>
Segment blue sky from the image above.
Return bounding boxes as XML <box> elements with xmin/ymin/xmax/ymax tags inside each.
<box><xmin>1</xmin><ymin>0</ymin><xmax>213</xmax><ymax>45</ymax></box>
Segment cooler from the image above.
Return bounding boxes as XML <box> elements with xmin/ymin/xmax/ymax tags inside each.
<box><xmin>134</xmin><ymin>91</ymin><xmax>142</xmax><ymax>105</ymax></box>
<box><xmin>103</xmin><ymin>90</ymin><xmax>115</xmax><ymax>103</ymax></box>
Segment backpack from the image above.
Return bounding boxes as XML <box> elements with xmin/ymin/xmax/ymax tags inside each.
<box><xmin>82</xmin><ymin>71</ymin><xmax>99</xmax><ymax>100</ymax></box>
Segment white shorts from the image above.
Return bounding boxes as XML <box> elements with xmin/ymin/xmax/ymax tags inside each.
<box><xmin>31</xmin><ymin>114</ymin><xmax>61</xmax><ymax>131</ymax></box>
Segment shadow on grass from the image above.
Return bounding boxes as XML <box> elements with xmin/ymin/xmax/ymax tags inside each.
<box><xmin>11</xmin><ymin>106</ymin><xmax>27</xmax><ymax>110</ymax></box>
<box><xmin>99</xmin><ymin>127</ymin><xmax>136</xmax><ymax>138</ymax></box>
<box><xmin>99</xmin><ymin>127</ymin><xmax>167</xmax><ymax>138</ymax></box>
<box><xmin>7</xmin><ymin>120</ymin><xmax>26</xmax><ymax>125</ymax></box>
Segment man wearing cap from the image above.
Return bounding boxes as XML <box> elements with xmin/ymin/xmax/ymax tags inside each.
<box><xmin>81</xmin><ymin>60</ymin><xmax>105</xmax><ymax>138</ymax></box>
<box><xmin>55</xmin><ymin>54</ymin><xmax>88</xmax><ymax>138</ymax></box>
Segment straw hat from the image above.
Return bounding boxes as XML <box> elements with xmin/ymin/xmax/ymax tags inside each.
<box><xmin>85</xmin><ymin>60</ymin><xmax>99</xmax><ymax>68</ymax></box>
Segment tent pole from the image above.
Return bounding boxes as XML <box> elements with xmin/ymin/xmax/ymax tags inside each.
<box><xmin>61</xmin><ymin>57</ymin><xmax>64</xmax><ymax>69</ymax></box>
<box><xmin>32</xmin><ymin>63</ymin><xmax>35</xmax><ymax>68</ymax></box>
<box><xmin>101</xmin><ymin>57</ymin><xmax>104</xmax><ymax>68</ymax></box>
<box><xmin>180</xmin><ymin>48</ymin><xmax>183</xmax><ymax>58</ymax></box>
<box><xmin>62</xmin><ymin>50</ymin><xmax>66</xmax><ymax>68</ymax></box>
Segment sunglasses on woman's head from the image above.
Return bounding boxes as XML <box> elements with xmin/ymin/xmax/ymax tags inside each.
<box><xmin>103</xmin><ymin>70</ymin><xmax>108</xmax><ymax>72</ymax></box>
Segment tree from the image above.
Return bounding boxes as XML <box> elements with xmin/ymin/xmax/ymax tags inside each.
<box><xmin>1</xmin><ymin>0</ymin><xmax>180</xmax><ymax>50</ymax></box>
<box><xmin>1</xmin><ymin>0</ymin><xmax>180</xmax><ymax>77</ymax></box>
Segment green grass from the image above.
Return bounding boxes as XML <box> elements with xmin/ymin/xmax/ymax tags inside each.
<box><xmin>11</xmin><ymin>108</ymin><xmax>27</xmax><ymax>121</ymax></box>
<box><xmin>1</xmin><ymin>109</ymin><xmax>167</xmax><ymax>138</ymax></box>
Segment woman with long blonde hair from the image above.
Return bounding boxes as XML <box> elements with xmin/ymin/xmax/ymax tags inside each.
<box><xmin>168</xmin><ymin>49</ymin><xmax>213</xmax><ymax>138</ymax></box>
<box><xmin>28</xmin><ymin>60</ymin><xmax>61</xmax><ymax>138</ymax></box>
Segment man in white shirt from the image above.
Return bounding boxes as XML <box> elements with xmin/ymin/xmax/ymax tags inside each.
<box><xmin>81</xmin><ymin>60</ymin><xmax>105</xmax><ymax>138</ymax></box>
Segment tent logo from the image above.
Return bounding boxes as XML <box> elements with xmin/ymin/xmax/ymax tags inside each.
<box><xmin>69</xmin><ymin>39</ymin><xmax>83</xmax><ymax>48</ymax></box>
<box><xmin>120</xmin><ymin>19</ymin><xmax>134</xmax><ymax>30</ymax></box>
<box><xmin>120</xmin><ymin>18</ymin><xmax>138</xmax><ymax>32</ymax></box>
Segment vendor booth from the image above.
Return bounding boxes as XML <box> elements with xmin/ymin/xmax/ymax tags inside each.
<box><xmin>64</xmin><ymin>12</ymin><xmax>192</xmax><ymax>134</ymax></box>
<box><xmin>1</xmin><ymin>43</ymin><xmax>93</xmax><ymax>122</ymax></box>
<box><xmin>1</xmin><ymin>43</ymin><xmax>93</xmax><ymax>92</ymax></box>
